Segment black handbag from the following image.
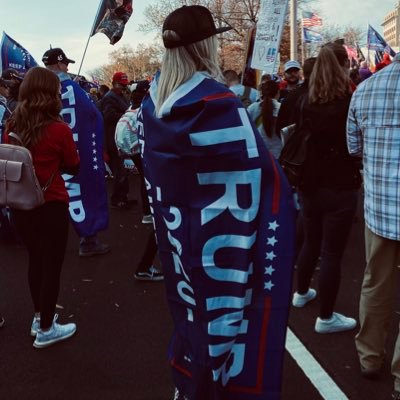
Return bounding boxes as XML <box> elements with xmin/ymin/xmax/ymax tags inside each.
<box><xmin>279</xmin><ymin>95</ymin><xmax>312</xmax><ymax>187</ymax></box>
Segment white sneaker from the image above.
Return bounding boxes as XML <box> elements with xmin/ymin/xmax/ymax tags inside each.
<box><xmin>141</xmin><ymin>214</ymin><xmax>153</xmax><ymax>224</ymax></box>
<box><xmin>31</xmin><ymin>313</ymin><xmax>59</xmax><ymax>337</ymax></box>
<box><xmin>315</xmin><ymin>312</ymin><xmax>357</xmax><ymax>334</ymax></box>
<box><xmin>292</xmin><ymin>288</ymin><xmax>317</xmax><ymax>308</ymax></box>
<box><xmin>33</xmin><ymin>319</ymin><xmax>76</xmax><ymax>348</ymax></box>
<box><xmin>30</xmin><ymin>316</ymin><xmax>40</xmax><ymax>337</ymax></box>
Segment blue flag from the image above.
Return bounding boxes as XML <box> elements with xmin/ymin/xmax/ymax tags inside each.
<box><xmin>0</xmin><ymin>32</ymin><xmax>38</xmax><ymax>74</ymax></box>
<box><xmin>303</xmin><ymin>27</ymin><xmax>323</xmax><ymax>43</ymax></box>
<box><xmin>367</xmin><ymin>25</ymin><xmax>396</xmax><ymax>56</ymax></box>
<box><xmin>57</xmin><ymin>72</ymin><xmax>109</xmax><ymax>237</ymax></box>
<box><xmin>138</xmin><ymin>72</ymin><xmax>296</xmax><ymax>399</ymax></box>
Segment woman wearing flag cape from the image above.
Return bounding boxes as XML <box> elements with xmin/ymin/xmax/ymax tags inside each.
<box><xmin>138</xmin><ymin>6</ymin><xmax>296</xmax><ymax>400</ymax></box>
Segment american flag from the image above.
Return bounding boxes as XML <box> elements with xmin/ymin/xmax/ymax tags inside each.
<box><xmin>302</xmin><ymin>11</ymin><xmax>323</xmax><ymax>27</ymax></box>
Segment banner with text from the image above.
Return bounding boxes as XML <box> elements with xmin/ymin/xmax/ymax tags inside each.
<box><xmin>251</xmin><ymin>0</ymin><xmax>289</xmax><ymax>73</ymax></box>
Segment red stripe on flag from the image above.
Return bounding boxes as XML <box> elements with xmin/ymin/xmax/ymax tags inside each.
<box><xmin>228</xmin><ymin>297</ymin><xmax>272</xmax><ymax>394</ymax></box>
<box><xmin>170</xmin><ymin>358</ymin><xmax>193</xmax><ymax>378</ymax></box>
<box><xmin>202</xmin><ymin>92</ymin><xmax>237</xmax><ymax>102</ymax></box>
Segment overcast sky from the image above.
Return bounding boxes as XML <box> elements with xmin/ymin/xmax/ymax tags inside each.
<box><xmin>0</xmin><ymin>0</ymin><xmax>398</xmax><ymax>76</ymax></box>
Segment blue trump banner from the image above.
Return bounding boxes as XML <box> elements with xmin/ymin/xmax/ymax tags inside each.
<box><xmin>138</xmin><ymin>72</ymin><xmax>296</xmax><ymax>399</ymax></box>
<box><xmin>57</xmin><ymin>72</ymin><xmax>108</xmax><ymax>237</ymax></box>
<box><xmin>0</xmin><ymin>32</ymin><xmax>38</xmax><ymax>74</ymax></box>
<box><xmin>91</xmin><ymin>0</ymin><xmax>133</xmax><ymax>45</ymax></box>
<box><xmin>367</xmin><ymin>25</ymin><xmax>396</xmax><ymax>56</ymax></box>
<box><xmin>303</xmin><ymin>27</ymin><xmax>323</xmax><ymax>43</ymax></box>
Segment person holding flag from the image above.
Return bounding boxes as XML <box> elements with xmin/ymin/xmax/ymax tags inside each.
<box><xmin>42</xmin><ymin>47</ymin><xmax>110</xmax><ymax>257</ymax></box>
<box><xmin>138</xmin><ymin>5</ymin><xmax>296</xmax><ymax>400</ymax></box>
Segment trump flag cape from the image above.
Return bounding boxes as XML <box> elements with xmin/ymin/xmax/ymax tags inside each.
<box><xmin>57</xmin><ymin>72</ymin><xmax>109</xmax><ymax>237</ymax></box>
<box><xmin>138</xmin><ymin>72</ymin><xmax>296</xmax><ymax>400</ymax></box>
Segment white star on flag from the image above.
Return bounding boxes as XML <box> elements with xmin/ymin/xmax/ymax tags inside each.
<box><xmin>92</xmin><ymin>141</ymin><xmax>96</xmax><ymax>146</ymax></box>
<box><xmin>268</xmin><ymin>221</ymin><xmax>279</xmax><ymax>231</ymax></box>
<box><xmin>264</xmin><ymin>281</ymin><xmax>274</xmax><ymax>290</ymax></box>
<box><xmin>267</xmin><ymin>236</ymin><xmax>278</xmax><ymax>246</ymax></box>
<box><xmin>266</xmin><ymin>251</ymin><xmax>276</xmax><ymax>260</ymax></box>
<box><xmin>93</xmin><ymin>157</ymin><xmax>98</xmax><ymax>162</ymax></box>
<box><xmin>93</xmin><ymin>149</ymin><xmax>97</xmax><ymax>154</ymax></box>
<box><xmin>93</xmin><ymin>165</ymin><xmax>99</xmax><ymax>170</ymax></box>
<box><xmin>265</xmin><ymin>266</ymin><xmax>275</xmax><ymax>275</ymax></box>
<box><xmin>92</xmin><ymin>133</ymin><xmax>96</xmax><ymax>138</ymax></box>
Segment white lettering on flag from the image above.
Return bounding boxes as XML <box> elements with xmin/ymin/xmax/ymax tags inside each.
<box><xmin>198</xmin><ymin>169</ymin><xmax>261</xmax><ymax>225</ymax></box>
<box><xmin>202</xmin><ymin>233</ymin><xmax>256</xmax><ymax>283</ymax></box>
<box><xmin>189</xmin><ymin>109</ymin><xmax>259</xmax><ymax>159</ymax></box>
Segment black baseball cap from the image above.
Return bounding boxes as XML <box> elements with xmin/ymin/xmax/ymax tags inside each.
<box><xmin>42</xmin><ymin>48</ymin><xmax>75</xmax><ymax>66</ymax></box>
<box><xmin>162</xmin><ymin>5</ymin><xmax>232</xmax><ymax>49</ymax></box>
<box><xmin>2</xmin><ymin>68</ymin><xmax>23</xmax><ymax>82</ymax></box>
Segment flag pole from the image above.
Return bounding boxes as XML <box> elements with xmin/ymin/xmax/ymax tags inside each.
<box><xmin>290</xmin><ymin>0</ymin><xmax>298</xmax><ymax>60</ymax></box>
<box><xmin>76</xmin><ymin>0</ymin><xmax>103</xmax><ymax>77</ymax></box>
<box><xmin>301</xmin><ymin>22</ymin><xmax>305</xmax><ymax>65</ymax></box>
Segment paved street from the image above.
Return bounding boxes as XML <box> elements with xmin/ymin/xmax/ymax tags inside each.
<box><xmin>1</xmin><ymin>178</ymin><xmax>398</xmax><ymax>400</ymax></box>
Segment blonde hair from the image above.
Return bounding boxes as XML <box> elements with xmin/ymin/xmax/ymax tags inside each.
<box><xmin>156</xmin><ymin>32</ymin><xmax>222</xmax><ymax>114</ymax></box>
<box><xmin>308</xmin><ymin>43</ymin><xmax>351</xmax><ymax>104</ymax></box>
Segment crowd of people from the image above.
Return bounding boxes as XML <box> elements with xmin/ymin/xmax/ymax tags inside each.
<box><xmin>0</xmin><ymin>4</ymin><xmax>399</xmax><ymax>400</ymax></box>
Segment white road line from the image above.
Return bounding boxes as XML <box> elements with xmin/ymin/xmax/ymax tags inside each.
<box><xmin>285</xmin><ymin>328</ymin><xmax>349</xmax><ymax>400</ymax></box>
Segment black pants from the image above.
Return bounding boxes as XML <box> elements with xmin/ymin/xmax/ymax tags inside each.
<box><xmin>132</xmin><ymin>154</ymin><xmax>151</xmax><ymax>215</ymax></box>
<box><xmin>296</xmin><ymin>188</ymin><xmax>358</xmax><ymax>318</ymax></box>
<box><xmin>12</xmin><ymin>201</ymin><xmax>69</xmax><ymax>329</ymax></box>
<box><xmin>109</xmin><ymin>149</ymin><xmax>130</xmax><ymax>204</ymax></box>
<box><xmin>135</xmin><ymin>230</ymin><xmax>157</xmax><ymax>274</ymax></box>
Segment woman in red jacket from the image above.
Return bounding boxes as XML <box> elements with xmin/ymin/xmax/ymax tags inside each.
<box><xmin>6</xmin><ymin>67</ymin><xmax>80</xmax><ymax>348</ymax></box>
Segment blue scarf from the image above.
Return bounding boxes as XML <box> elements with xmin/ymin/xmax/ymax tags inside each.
<box><xmin>139</xmin><ymin>72</ymin><xmax>296</xmax><ymax>400</ymax></box>
<box><xmin>58</xmin><ymin>72</ymin><xmax>108</xmax><ymax>237</ymax></box>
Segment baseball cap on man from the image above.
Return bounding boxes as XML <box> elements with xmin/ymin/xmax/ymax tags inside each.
<box><xmin>112</xmin><ymin>72</ymin><xmax>129</xmax><ymax>85</ymax></box>
<box><xmin>284</xmin><ymin>60</ymin><xmax>301</xmax><ymax>72</ymax></box>
<box><xmin>162</xmin><ymin>5</ymin><xmax>232</xmax><ymax>49</ymax></box>
<box><xmin>42</xmin><ymin>48</ymin><xmax>75</xmax><ymax>66</ymax></box>
<box><xmin>2</xmin><ymin>68</ymin><xmax>22</xmax><ymax>82</ymax></box>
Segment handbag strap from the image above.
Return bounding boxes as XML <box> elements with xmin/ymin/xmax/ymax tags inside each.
<box><xmin>8</xmin><ymin>131</ymin><xmax>23</xmax><ymax>144</ymax></box>
<box><xmin>41</xmin><ymin>172</ymin><xmax>56</xmax><ymax>192</ymax></box>
<box><xmin>297</xmin><ymin>94</ymin><xmax>308</xmax><ymax>129</ymax></box>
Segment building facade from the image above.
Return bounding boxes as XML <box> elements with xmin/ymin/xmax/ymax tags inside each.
<box><xmin>382</xmin><ymin>2</ymin><xmax>400</xmax><ymax>47</ymax></box>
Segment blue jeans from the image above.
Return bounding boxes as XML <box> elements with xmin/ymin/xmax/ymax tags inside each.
<box><xmin>296</xmin><ymin>187</ymin><xmax>358</xmax><ymax>318</ymax></box>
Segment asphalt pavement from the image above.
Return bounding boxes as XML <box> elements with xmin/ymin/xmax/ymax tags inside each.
<box><xmin>0</xmin><ymin>177</ymin><xmax>398</xmax><ymax>400</ymax></box>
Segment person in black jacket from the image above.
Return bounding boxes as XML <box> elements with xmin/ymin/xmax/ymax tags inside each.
<box><xmin>276</xmin><ymin>57</ymin><xmax>316</xmax><ymax>135</ymax></box>
<box><xmin>291</xmin><ymin>43</ymin><xmax>361</xmax><ymax>334</ymax></box>
<box><xmin>102</xmin><ymin>72</ymin><xmax>133</xmax><ymax>208</ymax></box>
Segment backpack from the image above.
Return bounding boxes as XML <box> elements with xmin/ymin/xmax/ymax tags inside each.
<box><xmin>0</xmin><ymin>132</ymin><xmax>53</xmax><ymax>210</ymax></box>
<box><xmin>239</xmin><ymin>86</ymin><xmax>252</xmax><ymax>108</ymax></box>
<box><xmin>278</xmin><ymin>95</ymin><xmax>312</xmax><ymax>187</ymax></box>
<box><xmin>115</xmin><ymin>108</ymin><xmax>140</xmax><ymax>156</ymax></box>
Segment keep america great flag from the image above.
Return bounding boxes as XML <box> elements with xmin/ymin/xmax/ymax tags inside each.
<box><xmin>138</xmin><ymin>72</ymin><xmax>296</xmax><ymax>400</ymax></box>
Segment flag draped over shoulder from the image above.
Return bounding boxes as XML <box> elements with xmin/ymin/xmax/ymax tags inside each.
<box><xmin>367</xmin><ymin>25</ymin><xmax>396</xmax><ymax>56</ymax></box>
<box><xmin>138</xmin><ymin>72</ymin><xmax>296</xmax><ymax>400</ymax></box>
<box><xmin>91</xmin><ymin>0</ymin><xmax>133</xmax><ymax>45</ymax></box>
<box><xmin>58</xmin><ymin>73</ymin><xmax>109</xmax><ymax>237</ymax></box>
<box><xmin>303</xmin><ymin>27</ymin><xmax>323</xmax><ymax>43</ymax></box>
<box><xmin>0</xmin><ymin>32</ymin><xmax>38</xmax><ymax>74</ymax></box>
